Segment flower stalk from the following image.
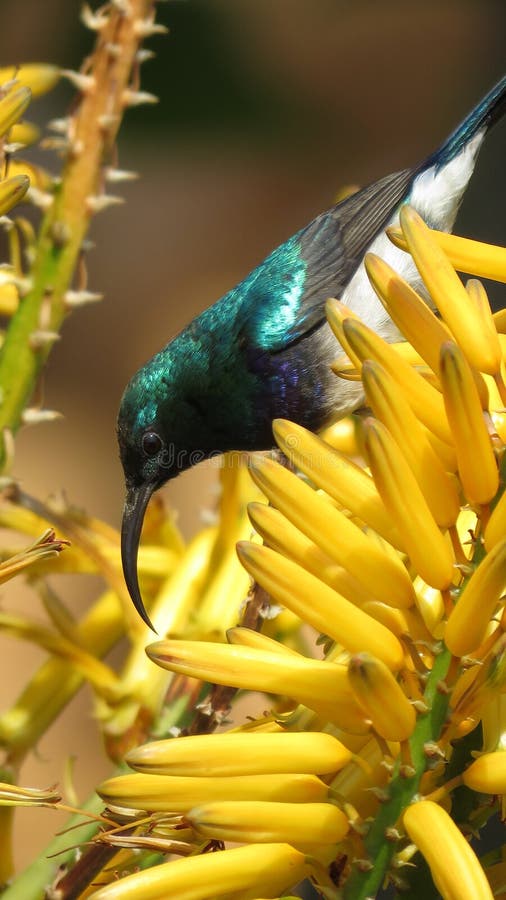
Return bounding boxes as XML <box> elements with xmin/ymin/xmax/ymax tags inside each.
<box><xmin>0</xmin><ymin>0</ymin><xmax>158</xmax><ymax>467</ymax></box>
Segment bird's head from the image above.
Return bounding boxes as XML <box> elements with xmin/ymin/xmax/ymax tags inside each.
<box><xmin>117</xmin><ymin>332</ymin><xmax>228</xmax><ymax>631</ymax></box>
<box><xmin>118</xmin><ymin>357</ymin><xmax>201</xmax><ymax>630</ymax></box>
<box><xmin>117</xmin><ymin>361</ymin><xmax>184</xmax><ymax>632</ymax></box>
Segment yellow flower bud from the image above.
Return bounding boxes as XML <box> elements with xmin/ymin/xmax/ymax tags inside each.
<box><xmin>0</xmin><ymin>86</ymin><xmax>31</xmax><ymax>136</ymax></box>
<box><xmin>387</xmin><ymin>224</ymin><xmax>506</xmax><ymax>285</ymax></box>
<box><xmin>462</xmin><ymin>752</ymin><xmax>506</xmax><ymax>794</ymax></box>
<box><xmin>363</xmin><ymin>419</ymin><xmax>455</xmax><ymax>590</ymax></box>
<box><xmin>98</xmin><ymin>771</ymin><xmax>330</xmax><ymax>812</ymax></box>
<box><xmin>444</xmin><ymin>538</ymin><xmax>506</xmax><ymax>657</ymax></box>
<box><xmin>399</xmin><ymin>206</ymin><xmax>501</xmax><ymax>375</ymax></box>
<box><xmin>146</xmin><ymin>638</ymin><xmax>368</xmax><ymax>730</ymax></box>
<box><xmin>364</xmin><ymin>252</ymin><xmax>452</xmax><ymax>375</ymax></box>
<box><xmin>403</xmin><ymin>800</ymin><xmax>493</xmax><ymax>900</ymax></box>
<box><xmin>361</xmin><ymin>359</ymin><xmax>460</xmax><ymax>528</ymax></box>
<box><xmin>88</xmin><ymin>842</ymin><xmax>308</xmax><ymax>900</ymax></box>
<box><xmin>187</xmin><ymin>799</ymin><xmax>349</xmax><ymax>845</ymax></box>
<box><xmin>440</xmin><ymin>341</ymin><xmax>498</xmax><ymax>505</ymax></box>
<box><xmin>273</xmin><ymin>418</ymin><xmax>401</xmax><ymax>547</ymax></box>
<box><xmin>341</xmin><ymin>316</ymin><xmax>452</xmax><ymax>445</ymax></box>
<box><xmin>126</xmin><ymin>730</ymin><xmax>351</xmax><ymax>777</ymax></box>
<box><xmin>0</xmin><ymin>174</ymin><xmax>29</xmax><ymax>217</ymax></box>
<box><xmin>484</xmin><ymin>490</ymin><xmax>506</xmax><ymax>552</ymax></box>
<box><xmin>237</xmin><ymin>542</ymin><xmax>404</xmax><ymax>670</ymax></box>
<box><xmin>347</xmin><ymin>653</ymin><xmax>416</xmax><ymax>741</ymax></box>
<box><xmin>247</xmin><ymin>454</ymin><xmax>414</xmax><ymax>610</ymax></box>
<box><xmin>0</xmin><ymin>64</ymin><xmax>59</xmax><ymax>96</ymax></box>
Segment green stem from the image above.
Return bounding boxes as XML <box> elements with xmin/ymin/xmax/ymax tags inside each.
<box><xmin>0</xmin><ymin>0</ymin><xmax>156</xmax><ymax>468</ymax></box>
<box><xmin>343</xmin><ymin>646</ymin><xmax>452</xmax><ymax>900</ymax></box>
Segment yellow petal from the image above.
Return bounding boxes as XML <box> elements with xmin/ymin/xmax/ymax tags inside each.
<box><xmin>126</xmin><ymin>730</ymin><xmax>351</xmax><ymax>777</ymax></box>
<box><xmin>399</xmin><ymin>206</ymin><xmax>501</xmax><ymax>375</ymax></box>
<box><xmin>387</xmin><ymin>225</ymin><xmax>506</xmax><ymax>284</ymax></box>
<box><xmin>413</xmin><ymin>577</ymin><xmax>445</xmax><ymax>637</ymax></box>
<box><xmin>187</xmin><ymin>800</ymin><xmax>349</xmax><ymax>845</ymax></box>
<box><xmin>403</xmin><ymin>800</ymin><xmax>493</xmax><ymax>900</ymax></box>
<box><xmin>439</xmin><ymin>342</ymin><xmax>499</xmax><ymax>505</ymax></box>
<box><xmin>247</xmin><ymin>454</ymin><xmax>414</xmax><ymax>610</ymax></box>
<box><xmin>237</xmin><ymin>542</ymin><xmax>404</xmax><ymax>671</ymax></box>
<box><xmin>87</xmin><ymin>842</ymin><xmax>307</xmax><ymax>900</ymax></box>
<box><xmin>363</xmin><ymin>419</ymin><xmax>455</xmax><ymax>590</ymax></box>
<box><xmin>347</xmin><ymin>652</ymin><xmax>416</xmax><ymax>741</ymax></box>
<box><xmin>444</xmin><ymin>538</ymin><xmax>506</xmax><ymax>657</ymax></box>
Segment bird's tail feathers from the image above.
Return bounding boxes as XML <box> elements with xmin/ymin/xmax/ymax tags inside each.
<box><xmin>430</xmin><ymin>74</ymin><xmax>506</xmax><ymax>169</ymax></box>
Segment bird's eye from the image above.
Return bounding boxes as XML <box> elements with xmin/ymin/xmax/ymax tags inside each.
<box><xmin>142</xmin><ymin>431</ymin><xmax>162</xmax><ymax>457</ymax></box>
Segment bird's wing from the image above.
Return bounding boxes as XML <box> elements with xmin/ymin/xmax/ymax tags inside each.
<box><xmin>243</xmin><ymin>166</ymin><xmax>415</xmax><ymax>354</ymax></box>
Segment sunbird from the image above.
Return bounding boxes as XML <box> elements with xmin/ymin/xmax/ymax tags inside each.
<box><xmin>119</xmin><ymin>75</ymin><xmax>506</xmax><ymax>630</ymax></box>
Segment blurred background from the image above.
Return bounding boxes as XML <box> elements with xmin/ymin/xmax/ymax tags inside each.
<box><xmin>0</xmin><ymin>0</ymin><xmax>505</xmax><ymax>871</ymax></box>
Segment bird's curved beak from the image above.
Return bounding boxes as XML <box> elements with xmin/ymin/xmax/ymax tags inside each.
<box><xmin>121</xmin><ymin>482</ymin><xmax>157</xmax><ymax>632</ymax></box>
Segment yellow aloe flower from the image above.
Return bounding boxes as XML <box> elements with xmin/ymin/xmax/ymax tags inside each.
<box><xmin>0</xmin><ymin>64</ymin><xmax>60</xmax><ymax>97</ymax></box>
<box><xmin>88</xmin><ymin>843</ymin><xmax>308</xmax><ymax>900</ymax></box>
<box><xmin>360</xmin><ymin>358</ymin><xmax>460</xmax><ymax>528</ymax></box>
<box><xmin>273</xmin><ymin>417</ymin><xmax>401</xmax><ymax>547</ymax></box>
<box><xmin>444</xmin><ymin>537</ymin><xmax>506</xmax><ymax>656</ymax></box>
<box><xmin>387</xmin><ymin>224</ymin><xmax>506</xmax><ymax>285</ymax></box>
<box><xmin>237</xmin><ymin>540</ymin><xmax>404</xmax><ymax>669</ymax></box>
<box><xmin>399</xmin><ymin>205</ymin><xmax>501</xmax><ymax>375</ymax></box>
<box><xmin>462</xmin><ymin>751</ymin><xmax>506</xmax><ymax>793</ymax></box>
<box><xmin>340</xmin><ymin>314</ymin><xmax>453</xmax><ymax>444</ymax></box>
<box><xmin>347</xmin><ymin>652</ymin><xmax>416</xmax><ymax>741</ymax></box>
<box><xmin>0</xmin><ymin>86</ymin><xmax>31</xmax><ymax>136</ymax></box>
<box><xmin>403</xmin><ymin>800</ymin><xmax>493</xmax><ymax>900</ymax></box>
<box><xmin>439</xmin><ymin>341</ymin><xmax>499</xmax><ymax>505</ymax></box>
<box><xmin>145</xmin><ymin>639</ymin><xmax>368</xmax><ymax>730</ymax></box>
<box><xmin>97</xmin><ymin>771</ymin><xmax>331</xmax><ymax>812</ymax></box>
<box><xmin>362</xmin><ymin>418</ymin><xmax>455</xmax><ymax>589</ymax></box>
<box><xmin>0</xmin><ymin>175</ymin><xmax>30</xmax><ymax>217</ymax></box>
<box><xmin>364</xmin><ymin>251</ymin><xmax>453</xmax><ymax>374</ymax></box>
<box><xmin>186</xmin><ymin>799</ymin><xmax>349</xmax><ymax>845</ymax></box>
<box><xmin>126</xmin><ymin>730</ymin><xmax>351</xmax><ymax>777</ymax></box>
<box><xmin>247</xmin><ymin>453</ymin><xmax>415</xmax><ymax>610</ymax></box>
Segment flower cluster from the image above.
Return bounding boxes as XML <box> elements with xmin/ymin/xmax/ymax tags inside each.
<box><xmin>87</xmin><ymin>210</ymin><xmax>506</xmax><ymax>899</ymax></box>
